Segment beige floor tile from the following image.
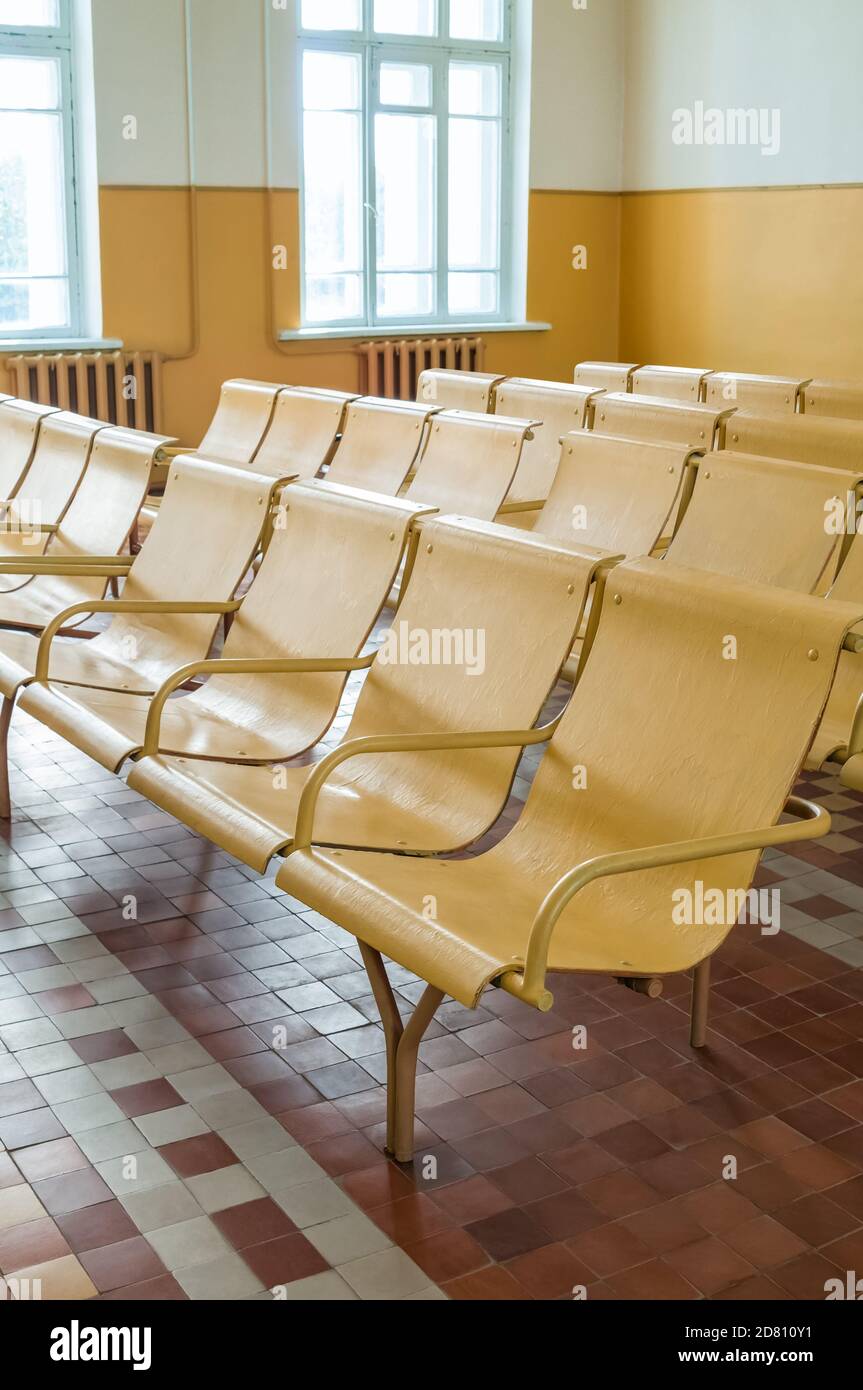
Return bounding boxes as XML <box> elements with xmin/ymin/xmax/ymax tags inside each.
<box><xmin>121</xmin><ymin>1182</ymin><xmax>204</xmax><ymax>1234</ymax></box>
<box><xmin>11</xmin><ymin>1253</ymin><xmax>98</xmax><ymax>1301</ymax></box>
<box><xmin>340</xmin><ymin>1248</ymin><xmax>432</xmax><ymax>1301</ymax></box>
<box><xmin>306</xmin><ymin>1212</ymin><xmax>392</xmax><ymax>1266</ymax></box>
<box><xmin>185</xmin><ymin>1165</ymin><xmax>266</xmax><ymax>1214</ymax></box>
<box><xmin>175</xmin><ymin>1253</ymin><xmax>264</xmax><ymax>1301</ymax></box>
<box><xmin>146</xmin><ymin>1216</ymin><xmax>232</xmax><ymax>1271</ymax></box>
<box><xmin>0</xmin><ymin>1184</ymin><xmax>48</xmax><ymax>1233</ymax></box>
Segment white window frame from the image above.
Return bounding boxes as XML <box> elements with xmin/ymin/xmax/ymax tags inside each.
<box><xmin>297</xmin><ymin>0</ymin><xmax>514</xmax><ymax>332</ymax></box>
<box><xmin>0</xmin><ymin>0</ymin><xmax>84</xmax><ymax>340</ymax></box>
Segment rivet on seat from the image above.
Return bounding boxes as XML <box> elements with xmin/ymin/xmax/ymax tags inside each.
<box><xmin>427</xmin><ymin>544</ymin><xmax>434</xmax><ymax>554</ymax></box>
<box><xmin>388</xmin><ymin>532</ymin><xmax>396</xmax><ymax>541</ymax></box>
<box><xmin>808</xmin><ymin>650</ymin><xmax>820</xmax><ymax>662</ymax></box>
<box><xmin>613</xmin><ymin>594</ymin><xmax>622</xmax><ymax>605</ymax></box>
<box><xmin>567</xmin><ymin>584</ymin><xmax>575</xmax><ymax>595</ymax></box>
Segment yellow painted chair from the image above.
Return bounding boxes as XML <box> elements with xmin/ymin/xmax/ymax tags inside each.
<box><xmin>593</xmin><ymin>392</ymin><xmax>734</xmax><ymax>448</ymax></box>
<box><xmin>416</xmin><ymin>368</ymin><xmax>504</xmax><ymax>413</ymax></box>
<box><xmin>703</xmin><ymin>372</ymin><xmax>810</xmax><ymax>414</ymax></box>
<box><xmin>492</xmin><ymin>378</ymin><xmax>604</xmax><ymax>519</ymax></box>
<box><xmin>325</xmin><ymin>398</ymin><xmax>440</xmax><ymax>494</ymax></box>
<box><xmin>403</xmin><ymin>411</ymin><xmax>537</xmax><ymax>520</ymax></box>
<box><xmin>574</xmin><ymin>362</ymin><xmax>641</xmax><ymax>393</ymax></box>
<box><xmin>277</xmin><ymin>559</ymin><xmax>862</xmax><ymax>1161</ymax></box>
<box><xmin>252</xmin><ymin>387</ymin><xmax>358</xmax><ymax>480</ymax></box>
<box><xmin>126</xmin><ymin>518</ymin><xmax>616</xmax><ymax>873</ymax></box>
<box><xmin>0</xmin><ymin>399</ymin><xmax>60</xmax><ymax>499</ymax></box>
<box><xmin>804</xmin><ymin>380</ymin><xmax>863</xmax><ymax>422</ymax></box>
<box><xmin>721</xmin><ymin>411</ymin><xmax>863</xmax><ymax>474</ymax></box>
<box><xmin>18</xmin><ymin>483</ymin><xmax>431</xmax><ymax>778</ymax></box>
<box><xmin>666</xmin><ymin>452</ymin><xmax>860</xmax><ymax>595</ymax></box>
<box><xmin>631</xmin><ymin>365</ymin><xmax>713</xmax><ymax>403</ymax></box>
<box><xmin>0</xmin><ymin>413</ymin><xmax>106</xmax><ymax>581</ymax></box>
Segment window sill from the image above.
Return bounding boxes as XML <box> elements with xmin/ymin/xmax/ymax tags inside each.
<box><xmin>278</xmin><ymin>321</ymin><xmax>551</xmax><ymax>343</ymax></box>
<box><xmin>0</xmin><ymin>337</ymin><xmax>124</xmax><ymax>354</ymax></box>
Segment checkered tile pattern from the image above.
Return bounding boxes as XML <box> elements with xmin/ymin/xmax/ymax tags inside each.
<box><xmin>1</xmin><ymin>656</ymin><xmax>863</xmax><ymax>1301</ymax></box>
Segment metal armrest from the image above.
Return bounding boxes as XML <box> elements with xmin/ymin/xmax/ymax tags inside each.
<box><xmin>33</xmin><ymin>599</ymin><xmax>242</xmax><ymax>682</ymax></box>
<box><xmin>140</xmin><ymin>653</ymin><xmax>376</xmax><ymax>756</ymax></box>
<box><xmin>155</xmin><ymin>446</ymin><xmax>197</xmax><ymax>463</ymax></box>
<box><xmin>501</xmin><ymin>795</ymin><xmax>831</xmax><ymax>1011</ymax></box>
<box><xmin>0</xmin><ymin>520</ymin><xmax>58</xmax><ymax>536</ymax></box>
<box><xmin>291</xmin><ymin>721</ymin><xmax>559</xmax><ymax>850</ymax></box>
<box><xmin>0</xmin><ymin>553</ymin><xmax>133</xmax><ymax>573</ymax></box>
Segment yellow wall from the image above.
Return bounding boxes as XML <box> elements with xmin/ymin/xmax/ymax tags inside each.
<box><xmin>619</xmin><ymin>187</ymin><xmax>863</xmax><ymax>378</ymax></box>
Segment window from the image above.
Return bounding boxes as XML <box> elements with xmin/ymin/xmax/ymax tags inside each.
<box><xmin>0</xmin><ymin>0</ymin><xmax>82</xmax><ymax>338</ymax></box>
<box><xmin>298</xmin><ymin>0</ymin><xmax>512</xmax><ymax>329</ymax></box>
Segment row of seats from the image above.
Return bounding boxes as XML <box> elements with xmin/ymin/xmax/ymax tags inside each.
<box><xmin>572</xmin><ymin>361</ymin><xmax>863</xmax><ymax>420</ymax></box>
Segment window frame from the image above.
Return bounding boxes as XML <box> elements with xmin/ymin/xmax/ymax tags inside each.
<box><xmin>297</xmin><ymin>0</ymin><xmax>514</xmax><ymax>332</ymax></box>
<box><xmin>0</xmin><ymin>0</ymin><xmax>84</xmax><ymax>341</ymax></box>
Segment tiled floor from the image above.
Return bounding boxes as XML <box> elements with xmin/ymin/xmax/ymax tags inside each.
<box><xmin>2</xmin><ymin>653</ymin><xmax>863</xmax><ymax>1301</ymax></box>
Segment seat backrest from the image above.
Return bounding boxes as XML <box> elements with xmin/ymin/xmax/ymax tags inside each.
<box><xmin>197</xmin><ymin>379</ymin><xmax>283</xmax><ymax>466</ymax></box>
<box><xmin>537</xmin><ymin>432</ymin><xmax>694</xmax><ymax>556</ymax></box>
<box><xmin>86</xmin><ymin>457</ymin><xmax>283</xmax><ymax>682</ymax></box>
<box><xmin>667</xmin><ymin>451</ymin><xmax>857</xmax><ymax>593</ymax></box>
<box><xmin>631</xmin><ymin>365</ymin><xmax>712</xmax><ymax>402</ymax></box>
<box><xmin>416</xmin><ymin>369</ymin><xmax>504</xmax><ymax>412</ymax></box>
<box><xmin>405</xmin><ymin>411</ymin><xmax>534</xmax><ymax>519</ymax></box>
<box><xmin>722</xmin><ymin>411</ymin><xmax>863</xmax><ymax>473</ymax></box>
<box><xmin>11</xmin><ymin>412</ymin><xmax>104</xmax><ymax>520</ymax></box>
<box><xmin>193</xmin><ymin>482</ymin><xmax>433</xmax><ymax>751</ymax></box>
<box><xmin>593</xmin><ymin>392</ymin><xmax>733</xmax><ymax>447</ymax></box>
<box><xmin>494</xmin><ymin>378</ymin><xmax>601</xmax><ymax>505</ymax></box>
<box><xmin>253</xmin><ymin>387</ymin><xmax>357</xmax><ymax>480</ymax></box>
<box><xmin>335</xmin><ymin>516</ymin><xmax>613</xmax><ymax>847</ymax></box>
<box><xmin>804</xmin><ymin>380</ymin><xmax>863</xmax><ymax>422</ymax></box>
<box><xmin>574</xmin><ymin>362</ymin><xmax>641</xmax><ymax>393</ymax></box>
<box><xmin>0</xmin><ymin>400</ymin><xmax>59</xmax><ymax>498</ymax></box>
<box><xmin>703</xmin><ymin>372</ymin><xmax>809</xmax><ymax>414</ymax></box>
<box><xmin>502</xmin><ymin>558</ymin><xmax>863</xmax><ymax>973</ymax></box>
<box><xmin>327</xmin><ymin>398</ymin><xmax>438</xmax><ymax>494</ymax></box>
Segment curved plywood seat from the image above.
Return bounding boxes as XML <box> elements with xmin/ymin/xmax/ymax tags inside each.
<box><xmin>631</xmin><ymin>365</ymin><xmax>713</xmax><ymax>402</ymax></box>
<box><xmin>0</xmin><ymin>399</ymin><xmax>60</xmax><ymax>498</ymax></box>
<box><xmin>128</xmin><ymin>518</ymin><xmax>615</xmax><ymax>871</ymax></box>
<box><xmin>0</xmin><ymin>454</ymin><xmax>280</xmax><ymax>702</ymax></box>
<box><xmin>493</xmin><ymin>379</ymin><xmax>602</xmax><ymax>508</ymax></box>
<box><xmin>722</xmin><ymin>411</ymin><xmax>863</xmax><ymax>472</ymax></box>
<box><xmin>18</xmin><ymin>483</ymin><xmax>431</xmax><ymax>775</ymax></box>
<box><xmin>405</xmin><ymin>411</ymin><xmax>535</xmax><ymax>519</ymax></box>
<box><xmin>416</xmin><ymin>369</ymin><xmax>504</xmax><ymax>412</ymax></box>
<box><xmin>804</xmin><ymin>380</ymin><xmax>863</xmax><ymax>422</ymax></box>
<box><xmin>703</xmin><ymin>372</ymin><xmax>809</xmax><ymax>414</ymax></box>
<box><xmin>574</xmin><ymin>362</ymin><xmax>641</xmax><ymax>393</ymax></box>
<box><xmin>277</xmin><ymin>560</ymin><xmax>861</xmax><ymax>1156</ymax></box>
<box><xmin>253</xmin><ymin>387</ymin><xmax>357</xmax><ymax>480</ymax></box>
<box><xmin>537</xmin><ymin>432</ymin><xmax>695</xmax><ymax>556</ymax></box>
<box><xmin>197</xmin><ymin>379</ymin><xmax>283</xmax><ymax>466</ymax></box>
<box><xmin>0</xmin><ymin>426</ymin><xmax>172</xmax><ymax>636</ymax></box>
<box><xmin>326</xmin><ymin>398</ymin><xmax>438</xmax><ymax>494</ymax></box>
<box><xmin>593</xmin><ymin>392</ymin><xmax>733</xmax><ymax>448</ymax></box>
<box><xmin>808</xmin><ymin>533</ymin><xmax>863</xmax><ymax>772</ymax></box>
<box><xmin>667</xmin><ymin>452</ymin><xmax>859</xmax><ymax>593</ymax></box>
<box><xmin>0</xmin><ymin>412</ymin><xmax>105</xmax><ymax>580</ymax></box>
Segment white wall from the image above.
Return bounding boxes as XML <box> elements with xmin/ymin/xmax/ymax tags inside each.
<box><xmin>623</xmin><ymin>0</ymin><xmax>863</xmax><ymax>190</ymax></box>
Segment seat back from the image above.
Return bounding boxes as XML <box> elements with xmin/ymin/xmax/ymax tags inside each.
<box><xmin>703</xmin><ymin>372</ymin><xmax>809</xmax><ymax>413</ymax></box>
<box><xmin>0</xmin><ymin>400</ymin><xmax>59</xmax><ymax>498</ymax></box>
<box><xmin>86</xmin><ymin>457</ymin><xmax>283</xmax><ymax>682</ymax></box>
<box><xmin>537</xmin><ymin>433</ymin><xmax>694</xmax><ymax>556</ymax></box>
<box><xmin>631</xmin><ymin>365</ymin><xmax>712</xmax><ymax>402</ymax></box>
<box><xmin>252</xmin><ymin>387</ymin><xmax>356</xmax><ymax>480</ymax></box>
<box><xmin>504</xmin><ymin>558</ymin><xmax>863</xmax><ymax>975</ymax></box>
<box><xmin>197</xmin><ymin>379</ymin><xmax>282</xmax><ymax>466</ymax></box>
<box><xmin>494</xmin><ymin>378</ymin><xmax>601</xmax><ymax>505</ymax></box>
<box><xmin>804</xmin><ymin>380</ymin><xmax>863</xmax><ymax>422</ymax></box>
<box><xmin>722</xmin><ymin>411</ymin><xmax>863</xmax><ymax>473</ymax></box>
<box><xmin>335</xmin><ymin>516</ymin><xmax>612</xmax><ymax>848</ymax></box>
<box><xmin>192</xmin><ymin>482</ymin><xmax>432</xmax><ymax>751</ymax></box>
<box><xmin>417</xmin><ymin>369</ymin><xmax>504</xmax><ymax>412</ymax></box>
<box><xmin>327</xmin><ymin>398</ymin><xmax>438</xmax><ymax>494</ymax></box>
<box><xmin>11</xmin><ymin>411</ymin><xmax>104</xmax><ymax>519</ymax></box>
<box><xmin>574</xmin><ymin>362</ymin><xmax>640</xmax><ymax>393</ymax></box>
<box><xmin>667</xmin><ymin>452</ymin><xmax>857</xmax><ymax>593</ymax></box>
<box><xmin>405</xmin><ymin>411</ymin><xmax>534</xmax><ymax>519</ymax></box>
<box><xmin>593</xmin><ymin>392</ymin><xmax>732</xmax><ymax>447</ymax></box>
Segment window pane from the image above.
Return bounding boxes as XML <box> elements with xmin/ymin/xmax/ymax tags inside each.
<box><xmin>0</xmin><ymin>111</ymin><xmax>68</xmax><ymax>278</ymax></box>
<box><xmin>303</xmin><ymin>111</ymin><xmax>363</xmax><ymax>271</ymax></box>
<box><xmin>302</xmin><ymin>50</ymin><xmax>361</xmax><ymax>110</ymax></box>
<box><xmin>305</xmin><ymin>275</ymin><xmax>362</xmax><ymax>324</ymax></box>
<box><xmin>449</xmin><ymin>60</ymin><xmax>501</xmax><ymax>116</ymax></box>
<box><xmin>300</xmin><ymin>0</ymin><xmax>361</xmax><ymax>31</ymax></box>
<box><xmin>449</xmin><ymin>116</ymin><xmax>499</xmax><ymax>268</ymax></box>
<box><xmin>0</xmin><ymin>0</ymin><xmax>60</xmax><ymax>27</ymax></box>
<box><xmin>449</xmin><ymin>0</ymin><xmax>503</xmax><ymax>42</ymax></box>
<box><xmin>0</xmin><ymin>276</ymin><xmax>68</xmax><ymax>331</ymax></box>
<box><xmin>379</xmin><ymin>62</ymin><xmax>432</xmax><ymax>108</ymax></box>
<box><xmin>449</xmin><ymin>272</ymin><xmax>498</xmax><ymax>316</ymax></box>
<box><xmin>377</xmin><ymin>273</ymin><xmax>434</xmax><ymax>318</ymax></box>
<box><xmin>373</xmin><ymin>0</ymin><xmax>436</xmax><ymax>37</ymax></box>
<box><xmin>0</xmin><ymin>55</ymin><xmax>60</xmax><ymax>110</ymax></box>
<box><xmin>375</xmin><ymin>113</ymin><xmax>435</xmax><ymax>273</ymax></box>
